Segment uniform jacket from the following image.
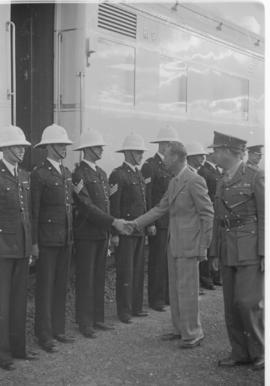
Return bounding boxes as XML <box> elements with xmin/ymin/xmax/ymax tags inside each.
<box><xmin>210</xmin><ymin>162</ymin><xmax>264</xmax><ymax>266</ymax></box>
<box><xmin>72</xmin><ymin>161</ymin><xmax>114</xmax><ymax>240</ymax></box>
<box><xmin>0</xmin><ymin>160</ymin><xmax>32</xmax><ymax>258</ymax></box>
<box><xmin>31</xmin><ymin>159</ymin><xmax>73</xmax><ymax>247</ymax></box>
<box><xmin>136</xmin><ymin>166</ymin><xmax>214</xmax><ymax>257</ymax></box>
<box><xmin>198</xmin><ymin>161</ymin><xmax>221</xmax><ymax>202</ymax></box>
<box><xmin>109</xmin><ymin>162</ymin><xmax>146</xmax><ymax>236</ymax></box>
<box><xmin>141</xmin><ymin>153</ymin><xmax>172</xmax><ymax>229</ymax></box>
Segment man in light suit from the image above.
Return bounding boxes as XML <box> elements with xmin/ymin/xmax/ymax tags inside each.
<box><xmin>127</xmin><ymin>141</ymin><xmax>214</xmax><ymax>348</ymax></box>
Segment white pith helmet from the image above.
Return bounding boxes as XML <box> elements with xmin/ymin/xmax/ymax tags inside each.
<box><xmin>34</xmin><ymin>124</ymin><xmax>72</xmax><ymax>148</ymax></box>
<box><xmin>150</xmin><ymin>126</ymin><xmax>180</xmax><ymax>143</ymax></box>
<box><xmin>186</xmin><ymin>142</ymin><xmax>207</xmax><ymax>156</ymax></box>
<box><xmin>116</xmin><ymin>133</ymin><xmax>148</xmax><ymax>152</ymax></box>
<box><xmin>0</xmin><ymin>125</ymin><xmax>31</xmax><ymax>148</ymax></box>
<box><xmin>73</xmin><ymin>129</ymin><xmax>106</xmax><ymax>151</ymax></box>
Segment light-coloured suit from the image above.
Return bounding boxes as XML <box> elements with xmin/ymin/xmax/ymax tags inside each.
<box><xmin>136</xmin><ymin>165</ymin><xmax>214</xmax><ymax>341</ymax></box>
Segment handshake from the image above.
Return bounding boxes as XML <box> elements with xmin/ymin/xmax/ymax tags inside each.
<box><xmin>112</xmin><ymin>218</ymin><xmax>138</xmax><ymax>235</ymax></box>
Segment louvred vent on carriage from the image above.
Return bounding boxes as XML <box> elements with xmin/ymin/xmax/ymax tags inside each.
<box><xmin>98</xmin><ymin>3</ymin><xmax>137</xmax><ymax>39</ymax></box>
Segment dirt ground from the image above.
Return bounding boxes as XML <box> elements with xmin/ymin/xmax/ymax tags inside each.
<box><xmin>0</xmin><ymin>262</ymin><xmax>264</xmax><ymax>386</ymax></box>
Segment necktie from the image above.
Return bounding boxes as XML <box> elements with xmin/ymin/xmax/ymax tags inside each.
<box><xmin>14</xmin><ymin>167</ymin><xmax>17</xmax><ymax>178</ymax></box>
<box><xmin>60</xmin><ymin>164</ymin><xmax>65</xmax><ymax>176</ymax></box>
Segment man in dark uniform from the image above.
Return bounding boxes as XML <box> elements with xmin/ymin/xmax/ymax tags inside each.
<box><xmin>198</xmin><ymin>151</ymin><xmax>222</xmax><ymax>286</ymax></box>
<box><xmin>0</xmin><ymin>125</ymin><xmax>37</xmax><ymax>370</ymax></box>
<box><xmin>209</xmin><ymin>131</ymin><xmax>264</xmax><ymax>370</ymax></box>
<box><xmin>31</xmin><ymin>124</ymin><xmax>74</xmax><ymax>353</ymax></box>
<box><xmin>141</xmin><ymin>127</ymin><xmax>178</xmax><ymax>312</ymax></box>
<box><xmin>109</xmin><ymin>133</ymin><xmax>148</xmax><ymax>324</ymax></box>
<box><xmin>246</xmin><ymin>145</ymin><xmax>264</xmax><ymax>168</ymax></box>
<box><xmin>72</xmin><ymin>129</ymin><xmax>127</xmax><ymax>338</ymax></box>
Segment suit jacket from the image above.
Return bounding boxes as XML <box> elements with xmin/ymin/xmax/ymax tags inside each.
<box><xmin>72</xmin><ymin>161</ymin><xmax>114</xmax><ymax>240</ymax></box>
<box><xmin>210</xmin><ymin>162</ymin><xmax>264</xmax><ymax>265</ymax></box>
<box><xmin>0</xmin><ymin>160</ymin><xmax>32</xmax><ymax>258</ymax></box>
<box><xmin>141</xmin><ymin>153</ymin><xmax>172</xmax><ymax>229</ymax></box>
<box><xmin>136</xmin><ymin>166</ymin><xmax>214</xmax><ymax>258</ymax></box>
<box><xmin>31</xmin><ymin>159</ymin><xmax>73</xmax><ymax>247</ymax></box>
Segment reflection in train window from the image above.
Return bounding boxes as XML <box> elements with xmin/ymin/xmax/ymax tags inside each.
<box><xmin>158</xmin><ymin>56</ymin><xmax>187</xmax><ymax>113</ymax></box>
<box><xmin>188</xmin><ymin>66</ymin><xmax>249</xmax><ymax>121</ymax></box>
<box><xmin>93</xmin><ymin>38</ymin><xmax>135</xmax><ymax>106</ymax></box>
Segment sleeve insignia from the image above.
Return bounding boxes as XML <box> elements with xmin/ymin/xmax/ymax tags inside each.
<box><xmin>73</xmin><ymin>179</ymin><xmax>84</xmax><ymax>194</ymax></box>
<box><xmin>110</xmin><ymin>184</ymin><xmax>118</xmax><ymax>196</ymax></box>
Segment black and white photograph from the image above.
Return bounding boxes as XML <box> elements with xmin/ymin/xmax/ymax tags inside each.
<box><xmin>0</xmin><ymin>0</ymin><xmax>266</xmax><ymax>384</ymax></box>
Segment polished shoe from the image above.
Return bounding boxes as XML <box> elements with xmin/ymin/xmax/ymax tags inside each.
<box><xmin>179</xmin><ymin>336</ymin><xmax>204</xmax><ymax>349</ymax></box>
<box><xmin>80</xmin><ymin>327</ymin><xmax>97</xmax><ymax>338</ymax></box>
<box><xmin>252</xmin><ymin>357</ymin><xmax>264</xmax><ymax>371</ymax></box>
<box><xmin>199</xmin><ymin>288</ymin><xmax>205</xmax><ymax>295</ymax></box>
<box><xmin>132</xmin><ymin>311</ymin><xmax>148</xmax><ymax>317</ymax></box>
<box><xmin>54</xmin><ymin>334</ymin><xmax>75</xmax><ymax>343</ymax></box>
<box><xmin>14</xmin><ymin>351</ymin><xmax>38</xmax><ymax>361</ymax></box>
<box><xmin>161</xmin><ymin>333</ymin><xmax>181</xmax><ymax>341</ymax></box>
<box><xmin>218</xmin><ymin>356</ymin><xmax>251</xmax><ymax>367</ymax></box>
<box><xmin>151</xmin><ymin>305</ymin><xmax>166</xmax><ymax>312</ymax></box>
<box><xmin>94</xmin><ymin>322</ymin><xmax>115</xmax><ymax>331</ymax></box>
<box><xmin>213</xmin><ymin>280</ymin><xmax>222</xmax><ymax>286</ymax></box>
<box><xmin>0</xmin><ymin>359</ymin><xmax>15</xmax><ymax>371</ymax></box>
<box><xmin>39</xmin><ymin>340</ymin><xmax>57</xmax><ymax>353</ymax></box>
<box><xmin>119</xmin><ymin>315</ymin><xmax>132</xmax><ymax>324</ymax></box>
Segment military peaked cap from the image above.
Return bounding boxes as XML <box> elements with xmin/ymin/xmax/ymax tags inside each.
<box><xmin>247</xmin><ymin>145</ymin><xmax>264</xmax><ymax>154</ymax></box>
<box><xmin>208</xmin><ymin>131</ymin><xmax>246</xmax><ymax>151</ymax></box>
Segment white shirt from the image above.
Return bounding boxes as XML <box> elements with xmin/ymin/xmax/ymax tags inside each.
<box><xmin>157</xmin><ymin>152</ymin><xmax>164</xmax><ymax>161</ymax></box>
<box><xmin>82</xmin><ymin>158</ymin><xmax>97</xmax><ymax>171</ymax></box>
<box><xmin>47</xmin><ymin>158</ymin><xmax>62</xmax><ymax>174</ymax></box>
<box><xmin>2</xmin><ymin>158</ymin><xmax>17</xmax><ymax>176</ymax></box>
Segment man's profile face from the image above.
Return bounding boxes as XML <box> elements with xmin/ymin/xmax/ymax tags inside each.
<box><xmin>164</xmin><ymin>147</ymin><xmax>175</xmax><ymax>170</ymax></box>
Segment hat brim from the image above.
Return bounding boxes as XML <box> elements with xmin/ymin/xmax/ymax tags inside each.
<box><xmin>116</xmin><ymin>148</ymin><xmax>148</xmax><ymax>153</ymax></box>
<box><xmin>0</xmin><ymin>140</ymin><xmax>31</xmax><ymax>148</ymax></box>
<box><xmin>73</xmin><ymin>143</ymin><xmax>107</xmax><ymax>151</ymax></box>
<box><xmin>34</xmin><ymin>140</ymin><xmax>72</xmax><ymax>148</ymax></box>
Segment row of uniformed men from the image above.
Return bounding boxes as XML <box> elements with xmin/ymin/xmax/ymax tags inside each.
<box><xmin>0</xmin><ymin>123</ymin><xmax>264</xmax><ymax>371</ymax></box>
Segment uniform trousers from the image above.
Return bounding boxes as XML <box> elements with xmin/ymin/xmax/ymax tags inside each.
<box><xmin>168</xmin><ymin>248</ymin><xmax>203</xmax><ymax>341</ymax></box>
<box><xmin>116</xmin><ymin>235</ymin><xmax>145</xmax><ymax>318</ymax></box>
<box><xmin>222</xmin><ymin>264</ymin><xmax>264</xmax><ymax>361</ymax></box>
<box><xmin>0</xmin><ymin>258</ymin><xmax>28</xmax><ymax>361</ymax></box>
<box><xmin>75</xmin><ymin>238</ymin><xmax>108</xmax><ymax>329</ymax></box>
<box><xmin>35</xmin><ymin>245</ymin><xmax>71</xmax><ymax>342</ymax></box>
<box><xmin>148</xmin><ymin>228</ymin><xmax>169</xmax><ymax>308</ymax></box>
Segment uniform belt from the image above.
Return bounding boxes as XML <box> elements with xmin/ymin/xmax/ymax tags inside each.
<box><xmin>219</xmin><ymin>216</ymin><xmax>257</xmax><ymax>229</ymax></box>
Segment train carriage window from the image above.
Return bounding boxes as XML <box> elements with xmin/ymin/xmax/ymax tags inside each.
<box><xmin>89</xmin><ymin>38</ymin><xmax>135</xmax><ymax>106</ymax></box>
<box><xmin>188</xmin><ymin>65</ymin><xmax>249</xmax><ymax>121</ymax></box>
<box><xmin>158</xmin><ymin>56</ymin><xmax>187</xmax><ymax>112</ymax></box>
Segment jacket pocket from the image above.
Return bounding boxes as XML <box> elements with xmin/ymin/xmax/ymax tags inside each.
<box><xmin>236</xmin><ymin>222</ymin><xmax>258</xmax><ymax>260</ymax></box>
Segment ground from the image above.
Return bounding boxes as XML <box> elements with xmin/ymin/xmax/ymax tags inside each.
<box><xmin>0</xmin><ymin>261</ymin><xmax>264</xmax><ymax>386</ymax></box>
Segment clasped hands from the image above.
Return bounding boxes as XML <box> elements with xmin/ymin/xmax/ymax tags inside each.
<box><xmin>112</xmin><ymin>219</ymin><xmax>137</xmax><ymax>236</ymax></box>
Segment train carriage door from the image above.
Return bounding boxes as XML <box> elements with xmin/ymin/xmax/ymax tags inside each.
<box><xmin>11</xmin><ymin>4</ymin><xmax>54</xmax><ymax>170</ymax></box>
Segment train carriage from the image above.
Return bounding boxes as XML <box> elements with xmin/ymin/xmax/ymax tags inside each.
<box><xmin>0</xmin><ymin>2</ymin><xmax>264</xmax><ymax>172</ymax></box>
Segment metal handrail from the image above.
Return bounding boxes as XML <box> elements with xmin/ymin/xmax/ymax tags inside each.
<box><xmin>6</xmin><ymin>21</ymin><xmax>16</xmax><ymax>125</ymax></box>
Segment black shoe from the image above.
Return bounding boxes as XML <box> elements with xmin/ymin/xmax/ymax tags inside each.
<box><xmin>39</xmin><ymin>340</ymin><xmax>57</xmax><ymax>353</ymax></box>
<box><xmin>161</xmin><ymin>333</ymin><xmax>181</xmax><ymax>341</ymax></box>
<box><xmin>252</xmin><ymin>357</ymin><xmax>264</xmax><ymax>371</ymax></box>
<box><xmin>218</xmin><ymin>356</ymin><xmax>251</xmax><ymax>367</ymax></box>
<box><xmin>132</xmin><ymin>311</ymin><xmax>148</xmax><ymax>317</ymax></box>
<box><xmin>214</xmin><ymin>280</ymin><xmax>222</xmax><ymax>286</ymax></box>
<box><xmin>119</xmin><ymin>315</ymin><xmax>132</xmax><ymax>324</ymax></box>
<box><xmin>80</xmin><ymin>327</ymin><xmax>97</xmax><ymax>338</ymax></box>
<box><xmin>0</xmin><ymin>359</ymin><xmax>15</xmax><ymax>371</ymax></box>
<box><xmin>199</xmin><ymin>288</ymin><xmax>205</xmax><ymax>295</ymax></box>
<box><xmin>94</xmin><ymin>322</ymin><xmax>115</xmax><ymax>331</ymax></box>
<box><xmin>151</xmin><ymin>305</ymin><xmax>166</xmax><ymax>312</ymax></box>
<box><xmin>179</xmin><ymin>336</ymin><xmax>204</xmax><ymax>349</ymax></box>
<box><xmin>54</xmin><ymin>334</ymin><xmax>75</xmax><ymax>343</ymax></box>
<box><xmin>14</xmin><ymin>351</ymin><xmax>38</xmax><ymax>360</ymax></box>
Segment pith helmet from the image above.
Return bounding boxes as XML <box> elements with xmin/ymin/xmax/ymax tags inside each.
<box><xmin>208</xmin><ymin>131</ymin><xmax>246</xmax><ymax>151</ymax></box>
<box><xmin>186</xmin><ymin>142</ymin><xmax>207</xmax><ymax>156</ymax></box>
<box><xmin>0</xmin><ymin>125</ymin><xmax>31</xmax><ymax>148</ymax></box>
<box><xmin>150</xmin><ymin>126</ymin><xmax>180</xmax><ymax>143</ymax></box>
<box><xmin>34</xmin><ymin>124</ymin><xmax>72</xmax><ymax>148</ymax></box>
<box><xmin>117</xmin><ymin>133</ymin><xmax>148</xmax><ymax>152</ymax></box>
<box><xmin>74</xmin><ymin>129</ymin><xmax>106</xmax><ymax>151</ymax></box>
<box><xmin>247</xmin><ymin>145</ymin><xmax>264</xmax><ymax>154</ymax></box>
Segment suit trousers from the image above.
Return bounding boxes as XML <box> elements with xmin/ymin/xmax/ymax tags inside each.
<box><xmin>116</xmin><ymin>235</ymin><xmax>145</xmax><ymax>318</ymax></box>
<box><xmin>0</xmin><ymin>258</ymin><xmax>28</xmax><ymax>361</ymax></box>
<box><xmin>148</xmin><ymin>228</ymin><xmax>169</xmax><ymax>308</ymax></box>
<box><xmin>75</xmin><ymin>238</ymin><xmax>108</xmax><ymax>329</ymax></box>
<box><xmin>168</xmin><ymin>248</ymin><xmax>203</xmax><ymax>341</ymax></box>
<box><xmin>35</xmin><ymin>245</ymin><xmax>71</xmax><ymax>342</ymax></box>
<box><xmin>222</xmin><ymin>264</ymin><xmax>264</xmax><ymax>361</ymax></box>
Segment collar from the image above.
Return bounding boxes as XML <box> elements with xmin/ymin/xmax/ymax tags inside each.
<box><xmin>225</xmin><ymin>160</ymin><xmax>242</xmax><ymax>180</ymax></box>
<box><xmin>82</xmin><ymin>158</ymin><xmax>97</xmax><ymax>171</ymax></box>
<box><xmin>175</xmin><ymin>165</ymin><xmax>187</xmax><ymax>179</ymax></box>
<box><xmin>187</xmin><ymin>164</ymin><xmax>198</xmax><ymax>173</ymax></box>
<box><xmin>124</xmin><ymin>161</ymin><xmax>137</xmax><ymax>172</ymax></box>
<box><xmin>47</xmin><ymin>157</ymin><xmax>61</xmax><ymax>173</ymax></box>
<box><xmin>156</xmin><ymin>152</ymin><xmax>164</xmax><ymax>161</ymax></box>
<box><xmin>205</xmin><ymin>160</ymin><xmax>216</xmax><ymax>169</ymax></box>
<box><xmin>2</xmin><ymin>158</ymin><xmax>18</xmax><ymax>176</ymax></box>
